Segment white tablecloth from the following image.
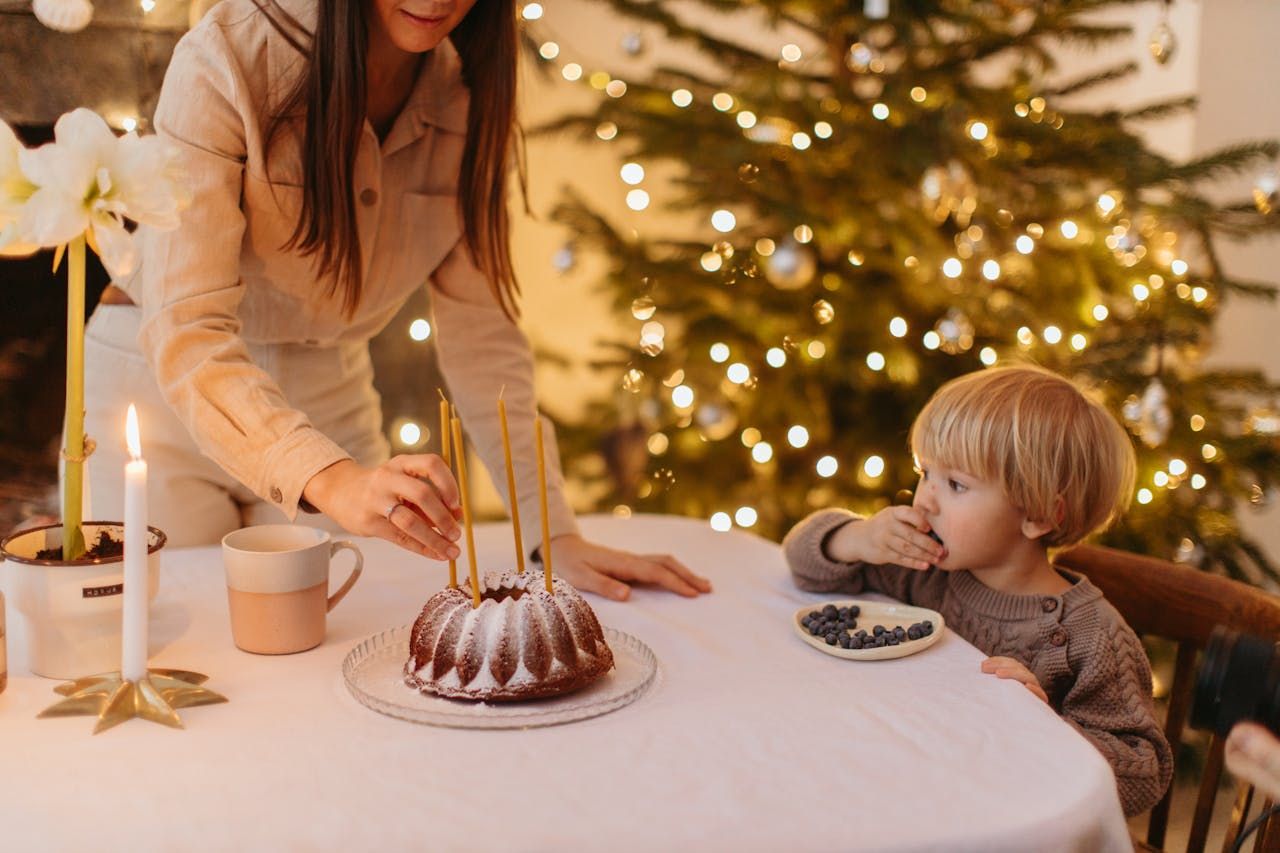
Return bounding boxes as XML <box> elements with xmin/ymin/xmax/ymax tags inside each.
<box><xmin>1</xmin><ymin>514</ymin><xmax>1129</xmax><ymax>852</ymax></box>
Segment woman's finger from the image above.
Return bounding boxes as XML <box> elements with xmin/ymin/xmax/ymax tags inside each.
<box><xmin>643</xmin><ymin>553</ymin><xmax>712</xmax><ymax>593</ymax></box>
<box><xmin>389</xmin><ymin>472</ymin><xmax>460</xmax><ymax>540</ymax></box>
<box><xmin>567</xmin><ymin>563</ymin><xmax>631</xmax><ymax>601</ymax></box>
<box><xmin>385</xmin><ymin>505</ymin><xmax>457</xmax><ymax>560</ymax></box>
<box><xmin>607</xmin><ymin>553</ymin><xmax>700</xmax><ymax>597</ymax></box>
<box><xmin>393</xmin><ymin>454</ymin><xmax>462</xmax><ymax>516</ymax></box>
<box><xmin>370</xmin><ymin>515</ymin><xmax>439</xmax><ymax>560</ymax></box>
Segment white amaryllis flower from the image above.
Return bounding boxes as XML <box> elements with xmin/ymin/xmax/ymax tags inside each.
<box><xmin>17</xmin><ymin>108</ymin><xmax>190</xmax><ymax>277</ymax></box>
<box><xmin>0</xmin><ymin>120</ymin><xmax>39</xmax><ymax>255</ymax></box>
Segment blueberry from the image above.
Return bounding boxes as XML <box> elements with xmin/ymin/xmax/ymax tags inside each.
<box><xmin>826</xmin><ymin>633</ymin><xmax>841</xmax><ymax>645</ymax></box>
<box><xmin>876</xmin><ymin>637</ymin><xmax>888</xmax><ymax>647</ymax></box>
<box><xmin>848</xmin><ymin>619</ymin><xmax>858</xmax><ymax>630</ymax></box>
<box><xmin>839</xmin><ymin>635</ymin><xmax>852</xmax><ymax>649</ymax></box>
<box><xmin>907</xmin><ymin>626</ymin><xmax>922</xmax><ymax>640</ymax></box>
<box><xmin>927</xmin><ymin>529</ymin><xmax>944</xmax><ymax>546</ymax></box>
<box><xmin>855</xmin><ymin>629</ymin><xmax>868</xmax><ymax>639</ymax></box>
<box><xmin>893</xmin><ymin>626</ymin><xmax>907</xmax><ymax>639</ymax></box>
<box><xmin>822</xmin><ymin>604</ymin><xmax>839</xmax><ymax>618</ymax></box>
<box><xmin>922</xmin><ymin>620</ymin><xmax>933</xmax><ymax>630</ymax></box>
<box><xmin>849</xmin><ymin>637</ymin><xmax>863</xmax><ymax>650</ymax></box>
<box><xmin>808</xmin><ymin>610</ymin><xmax>821</xmax><ymax>621</ymax></box>
<box><xmin>849</xmin><ymin>605</ymin><xmax>861</xmax><ymax>618</ymax></box>
<box><xmin>887</xmin><ymin>635</ymin><xmax>900</xmax><ymax>645</ymax></box>
<box><xmin>809</xmin><ymin>624</ymin><xmax>823</xmax><ymax>636</ymax></box>
<box><xmin>837</xmin><ymin>606</ymin><xmax>850</xmax><ymax>618</ymax></box>
<box><xmin>873</xmin><ymin>625</ymin><xmax>886</xmax><ymax>636</ymax></box>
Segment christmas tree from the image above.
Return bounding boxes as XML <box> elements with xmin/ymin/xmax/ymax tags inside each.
<box><xmin>528</xmin><ymin>0</ymin><xmax>1280</xmax><ymax>583</ymax></box>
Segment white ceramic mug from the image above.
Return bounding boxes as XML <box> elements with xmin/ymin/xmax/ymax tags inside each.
<box><xmin>222</xmin><ymin>525</ymin><xmax>362</xmax><ymax>655</ymax></box>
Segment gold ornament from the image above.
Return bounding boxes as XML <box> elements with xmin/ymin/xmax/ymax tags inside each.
<box><xmin>1148</xmin><ymin>20</ymin><xmax>1177</xmax><ymax>65</ymax></box>
<box><xmin>39</xmin><ymin>668</ymin><xmax>227</xmax><ymax>735</ymax></box>
<box><xmin>1253</xmin><ymin>170</ymin><xmax>1279</xmax><ymax>215</ymax></box>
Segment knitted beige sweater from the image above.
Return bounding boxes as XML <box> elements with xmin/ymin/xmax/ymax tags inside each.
<box><xmin>784</xmin><ymin>509</ymin><xmax>1173</xmax><ymax>817</ymax></box>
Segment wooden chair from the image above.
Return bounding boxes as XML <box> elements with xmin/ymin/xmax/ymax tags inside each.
<box><xmin>1053</xmin><ymin>544</ymin><xmax>1280</xmax><ymax>853</ymax></box>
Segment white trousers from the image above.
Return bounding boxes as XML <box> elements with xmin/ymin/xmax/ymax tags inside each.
<box><xmin>82</xmin><ymin>305</ymin><xmax>390</xmax><ymax>546</ymax></box>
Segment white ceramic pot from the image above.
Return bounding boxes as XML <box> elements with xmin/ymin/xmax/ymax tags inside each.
<box><xmin>1</xmin><ymin>522</ymin><xmax>164</xmax><ymax>679</ymax></box>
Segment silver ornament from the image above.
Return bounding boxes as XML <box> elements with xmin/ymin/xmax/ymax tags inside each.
<box><xmin>1123</xmin><ymin>378</ymin><xmax>1173</xmax><ymax>447</ymax></box>
<box><xmin>934</xmin><ymin>309</ymin><xmax>975</xmax><ymax>354</ymax></box>
<box><xmin>763</xmin><ymin>238</ymin><xmax>816</xmax><ymax>290</ymax></box>
<box><xmin>621</xmin><ymin>32</ymin><xmax>645</xmax><ymax>56</ymax></box>
<box><xmin>552</xmin><ymin>243</ymin><xmax>576</xmax><ymax>273</ymax></box>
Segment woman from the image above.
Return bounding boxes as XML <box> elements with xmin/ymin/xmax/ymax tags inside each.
<box><xmin>83</xmin><ymin>0</ymin><xmax>710</xmax><ymax>600</ymax></box>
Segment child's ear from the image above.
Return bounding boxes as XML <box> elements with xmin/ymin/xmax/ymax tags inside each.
<box><xmin>1021</xmin><ymin>496</ymin><xmax>1065</xmax><ymax>541</ymax></box>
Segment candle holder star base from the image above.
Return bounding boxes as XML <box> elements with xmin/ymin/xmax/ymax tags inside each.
<box><xmin>38</xmin><ymin>668</ymin><xmax>228</xmax><ymax>734</ymax></box>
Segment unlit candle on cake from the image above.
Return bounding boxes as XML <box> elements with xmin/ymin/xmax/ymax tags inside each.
<box><xmin>439</xmin><ymin>395</ymin><xmax>457</xmax><ymax>589</ymax></box>
<box><xmin>534</xmin><ymin>415</ymin><xmax>553</xmax><ymax>593</ymax></box>
<box><xmin>450</xmin><ymin>416</ymin><xmax>481</xmax><ymax>607</ymax></box>
<box><xmin>497</xmin><ymin>392</ymin><xmax>526</xmax><ymax>574</ymax></box>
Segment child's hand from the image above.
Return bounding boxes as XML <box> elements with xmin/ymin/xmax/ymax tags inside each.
<box><xmin>827</xmin><ymin>505</ymin><xmax>945</xmax><ymax>569</ymax></box>
<box><xmin>981</xmin><ymin>657</ymin><xmax>1049</xmax><ymax>704</ymax></box>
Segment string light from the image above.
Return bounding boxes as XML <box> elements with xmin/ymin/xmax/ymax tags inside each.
<box><xmin>1132</xmin><ymin>282</ymin><xmax>1150</xmax><ymax>301</ymax></box>
<box><xmin>620</xmin><ymin>163</ymin><xmax>644</xmax><ymax>185</ymax></box>
<box><xmin>794</xmin><ymin>225</ymin><xmax>813</xmax><ymax>243</ymax></box>
<box><xmin>1192</xmin><ymin>286</ymin><xmax>1208</xmax><ymax>303</ymax></box>
<box><xmin>409</xmin><ymin>318</ymin><xmax>431</xmax><ymax>341</ymax></box>
<box><xmin>712</xmin><ymin>93</ymin><xmax>734</xmax><ymax>111</ymax></box>
<box><xmin>1043</xmin><ymin>325</ymin><xmax>1062</xmax><ymax>344</ymax></box>
<box><xmin>816</xmin><ymin>456</ymin><xmax>838</xmax><ymax>477</ymax></box>
<box><xmin>1169</xmin><ymin>458</ymin><xmax>1188</xmax><ymax>476</ymax></box>
<box><xmin>741</xmin><ymin>428</ymin><xmax>761</xmax><ymax>447</ymax></box>
<box><xmin>737</xmin><ymin>111</ymin><xmax>757</xmax><ymax>129</ymax></box>
<box><xmin>863</xmin><ymin>455</ymin><xmax>885</xmax><ymax>478</ymax></box>
<box><xmin>595</xmin><ymin>121</ymin><xmax>617</xmax><ymax>140</ymax></box>
<box><xmin>814</xmin><ymin>121</ymin><xmax>833</xmax><ymax>139</ymax></box>
<box><xmin>910</xmin><ymin>87</ymin><xmax>927</xmax><ymax>103</ymax></box>
<box><xmin>1202</xmin><ymin>443</ymin><xmax>1218</xmax><ymax>460</ymax></box>
<box><xmin>982</xmin><ymin>259</ymin><xmax>1000</xmax><ymax>280</ymax></box>
<box><xmin>780</xmin><ymin>43</ymin><xmax>802</xmax><ymax>62</ymax></box>
<box><xmin>626</xmin><ymin>189</ymin><xmax>650</xmax><ymax>210</ymax></box>
<box><xmin>122</xmin><ymin>117</ymin><xmax>139</xmax><ymax>132</ymax></box>
<box><xmin>866</xmin><ymin>351</ymin><xmax>885</xmax><ymax>371</ymax></box>
<box><xmin>1191</xmin><ymin>474</ymin><xmax>1207</xmax><ymax>490</ymax></box>
<box><xmin>979</xmin><ymin>346</ymin><xmax>998</xmax><ymax>365</ymax></box>
<box><xmin>792</xmin><ymin>132</ymin><xmax>812</xmax><ymax>150</ymax></box>
<box><xmin>787</xmin><ymin>426</ymin><xmax>810</xmax><ymax>448</ymax></box>
<box><xmin>709</xmin><ymin>343</ymin><xmax>730</xmax><ymax>363</ymax></box>
<box><xmin>605</xmin><ymin>80</ymin><xmax>627</xmax><ymax>98</ymax></box>
<box><xmin>1137</xmin><ymin>488</ymin><xmax>1153</xmax><ymax>504</ymax></box>
<box><xmin>1070</xmin><ymin>333</ymin><xmax>1087</xmax><ymax>351</ymax></box>
<box><xmin>140</xmin><ymin>0</ymin><xmax>155</xmax><ymax>11</ymax></box>
<box><xmin>672</xmin><ymin>89</ymin><xmax>693</xmax><ymax>108</ymax></box>
<box><xmin>967</xmin><ymin>121</ymin><xmax>989</xmax><ymax>140</ymax></box>
<box><xmin>872</xmin><ymin>103</ymin><xmax>890</xmax><ymax>121</ymax></box>
<box><xmin>562</xmin><ymin>63</ymin><xmax>583</xmax><ymax>81</ymax></box>
<box><xmin>538</xmin><ymin>42</ymin><xmax>560</xmax><ymax>60</ymax></box>
<box><xmin>520</xmin><ymin>2</ymin><xmax>543</xmax><ymax>20</ymax></box>
<box><xmin>1016</xmin><ymin>326</ymin><xmax>1034</xmax><ymax>346</ymax></box>
<box><xmin>1154</xmin><ymin>471</ymin><xmax>1170</xmax><ymax>487</ymax></box>
<box><xmin>755</xmin><ymin>237</ymin><xmax>775</xmax><ymax>256</ymax></box>
<box><xmin>1171</xmin><ymin>259</ymin><xmax>1189</xmax><ymax>276</ymax></box>
<box><xmin>766</xmin><ymin>347</ymin><xmax>786</xmax><ymax>367</ymax></box>
<box><xmin>889</xmin><ymin>317</ymin><xmax>908</xmax><ymax>337</ymax></box>
<box><xmin>648</xmin><ymin>433</ymin><xmax>669</xmax><ymax>455</ymax></box>
<box><xmin>671</xmin><ymin>385</ymin><xmax>695</xmax><ymax>409</ymax></box>
<box><xmin>398</xmin><ymin>422</ymin><xmax>422</xmax><ymax>446</ymax></box>
<box><xmin>1060</xmin><ymin>220</ymin><xmax>1079</xmax><ymax>239</ymax></box>
<box><xmin>735</xmin><ymin>506</ymin><xmax>758</xmax><ymax>527</ymax></box>
<box><xmin>806</xmin><ymin>340</ymin><xmax>827</xmax><ymax>359</ymax></box>
<box><xmin>752</xmin><ymin>442</ymin><xmax>774</xmax><ymax>463</ymax></box>
<box><xmin>710</xmin><ymin>512</ymin><xmax>732</xmax><ymax>532</ymax></box>
<box><xmin>1016</xmin><ymin>235</ymin><xmax>1034</xmax><ymax>254</ymax></box>
<box><xmin>942</xmin><ymin>258</ymin><xmax>962</xmax><ymax>278</ymax></box>
<box><xmin>1190</xmin><ymin>414</ymin><xmax>1206</xmax><ymax>432</ymax></box>
<box><xmin>700</xmin><ymin>251</ymin><xmax>723</xmax><ymax>271</ymax></box>
<box><xmin>923</xmin><ymin>331</ymin><xmax>941</xmax><ymax>350</ymax></box>
<box><xmin>1092</xmin><ymin>304</ymin><xmax>1109</xmax><ymax>321</ymax></box>
<box><xmin>711</xmin><ymin>209</ymin><xmax>737</xmax><ymax>232</ymax></box>
<box><xmin>726</xmin><ymin>362</ymin><xmax>751</xmax><ymax>384</ymax></box>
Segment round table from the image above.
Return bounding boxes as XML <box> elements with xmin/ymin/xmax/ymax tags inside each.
<box><xmin>1</xmin><ymin>514</ymin><xmax>1131</xmax><ymax>851</ymax></box>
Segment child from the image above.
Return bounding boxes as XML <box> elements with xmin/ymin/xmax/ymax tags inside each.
<box><xmin>783</xmin><ymin>364</ymin><xmax>1172</xmax><ymax>817</ymax></box>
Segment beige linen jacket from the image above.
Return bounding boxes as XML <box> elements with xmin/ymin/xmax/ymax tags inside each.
<box><xmin>128</xmin><ymin>0</ymin><xmax>578</xmax><ymax>546</ymax></box>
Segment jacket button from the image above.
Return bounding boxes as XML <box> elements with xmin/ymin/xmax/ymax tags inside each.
<box><xmin>270</xmin><ymin>486</ymin><xmax>283</xmax><ymax>503</ymax></box>
<box><xmin>1041</xmin><ymin>597</ymin><xmax>1058</xmax><ymax>613</ymax></box>
<box><xmin>1051</xmin><ymin>629</ymin><xmax>1067</xmax><ymax>647</ymax></box>
<box><xmin>359</xmin><ymin>188</ymin><xmax>378</xmax><ymax>206</ymax></box>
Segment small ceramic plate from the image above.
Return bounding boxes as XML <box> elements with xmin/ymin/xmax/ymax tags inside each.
<box><xmin>793</xmin><ymin>599</ymin><xmax>945</xmax><ymax>661</ymax></box>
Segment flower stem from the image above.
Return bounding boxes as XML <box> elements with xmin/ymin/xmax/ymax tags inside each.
<box><xmin>62</xmin><ymin>234</ymin><xmax>86</xmax><ymax>561</ymax></box>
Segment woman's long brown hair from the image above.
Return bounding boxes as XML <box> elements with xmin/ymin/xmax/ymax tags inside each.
<box><xmin>252</xmin><ymin>0</ymin><xmax>522</xmax><ymax>320</ymax></box>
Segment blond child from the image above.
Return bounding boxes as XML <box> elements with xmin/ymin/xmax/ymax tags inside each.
<box><xmin>783</xmin><ymin>364</ymin><xmax>1172</xmax><ymax>816</ymax></box>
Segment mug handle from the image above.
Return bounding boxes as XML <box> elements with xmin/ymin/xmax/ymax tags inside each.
<box><xmin>327</xmin><ymin>540</ymin><xmax>364</xmax><ymax>613</ymax></box>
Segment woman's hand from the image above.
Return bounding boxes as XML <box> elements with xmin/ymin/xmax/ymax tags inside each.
<box><xmin>981</xmin><ymin>656</ymin><xmax>1049</xmax><ymax>704</ymax></box>
<box><xmin>545</xmin><ymin>534</ymin><xmax>712</xmax><ymax>601</ymax></box>
<box><xmin>1226</xmin><ymin>721</ymin><xmax>1280</xmax><ymax>802</ymax></box>
<box><xmin>826</xmin><ymin>505</ymin><xmax>946</xmax><ymax>569</ymax></box>
<box><xmin>303</xmin><ymin>456</ymin><xmax>462</xmax><ymax>560</ymax></box>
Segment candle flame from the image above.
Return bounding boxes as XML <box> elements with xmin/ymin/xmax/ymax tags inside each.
<box><xmin>126</xmin><ymin>404</ymin><xmax>142</xmax><ymax>460</ymax></box>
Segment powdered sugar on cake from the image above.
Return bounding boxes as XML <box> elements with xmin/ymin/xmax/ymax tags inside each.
<box><xmin>404</xmin><ymin>570</ymin><xmax>614</xmax><ymax>701</ymax></box>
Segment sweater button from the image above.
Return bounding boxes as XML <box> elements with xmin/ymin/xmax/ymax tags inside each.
<box><xmin>270</xmin><ymin>486</ymin><xmax>283</xmax><ymax>503</ymax></box>
<box><xmin>1041</xmin><ymin>597</ymin><xmax>1058</xmax><ymax>613</ymax></box>
<box><xmin>359</xmin><ymin>188</ymin><xmax>378</xmax><ymax>206</ymax></box>
<box><xmin>1050</xmin><ymin>629</ymin><xmax>1067</xmax><ymax>647</ymax></box>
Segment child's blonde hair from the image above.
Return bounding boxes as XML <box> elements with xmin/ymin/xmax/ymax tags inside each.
<box><xmin>908</xmin><ymin>364</ymin><xmax>1135</xmax><ymax>548</ymax></box>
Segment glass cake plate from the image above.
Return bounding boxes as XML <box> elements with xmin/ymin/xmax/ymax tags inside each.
<box><xmin>342</xmin><ymin>625</ymin><xmax>657</xmax><ymax>729</ymax></box>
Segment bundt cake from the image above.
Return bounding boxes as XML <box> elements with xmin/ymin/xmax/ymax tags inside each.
<box><xmin>404</xmin><ymin>570</ymin><xmax>614</xmax><ymax>701</ymax></box>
